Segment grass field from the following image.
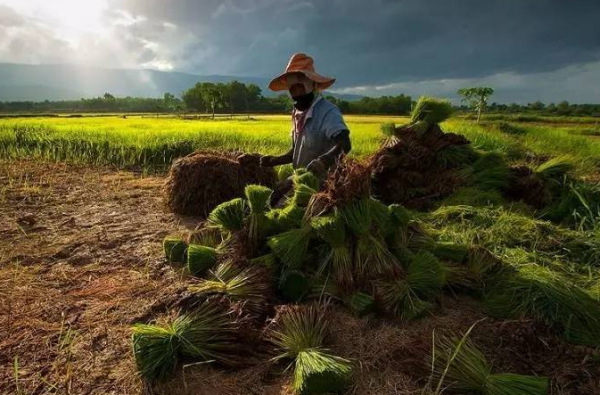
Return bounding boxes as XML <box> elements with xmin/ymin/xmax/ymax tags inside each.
<box><xmin>1</xmin><ymin>114</ymin><xmax>599</xmax><ymax>175</ymax></box>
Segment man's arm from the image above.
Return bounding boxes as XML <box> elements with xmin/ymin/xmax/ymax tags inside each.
<box><xmin>317</xmin><ymin>129</ymin><xmax>351</xmax><ymax>167</ymax></box>
<box><xmin>260</xmin><ymin>145</ymin><xmax>294</xmax><ymax>167</ymax></box>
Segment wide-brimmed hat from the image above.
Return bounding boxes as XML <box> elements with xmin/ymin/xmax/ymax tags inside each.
<box><xmin>268</xmin><ymin>53</ymin><xmax>336</xmax><ymax>92</ymax></box>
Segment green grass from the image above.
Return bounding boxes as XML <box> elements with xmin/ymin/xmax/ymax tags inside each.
<box><xmin>0</xmin><ymin>114</ymin><xmax>402</xmax><ymax>170</ymax></box>
<box><xmin>2</xmin><ymin>114</ymin><xmax>600</xmax><ymax>176</ymax></box>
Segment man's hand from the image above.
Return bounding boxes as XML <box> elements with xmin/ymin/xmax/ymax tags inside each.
<box><xmin>306</xmin><ymin>158</ymin><xmax>326</xmax><ymax>177</ymax></box>
<box><xmin>259</xmin><ymin>155</ymin><xmax>275</xmax><ymax>167</ymax></box>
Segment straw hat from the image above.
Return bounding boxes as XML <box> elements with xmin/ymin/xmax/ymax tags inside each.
<box><xmin>268</xmin><ymin>53</ymin><xmax>336</xmax><ymax>91</ymax></box>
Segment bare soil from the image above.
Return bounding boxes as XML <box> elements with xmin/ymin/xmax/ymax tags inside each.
<box><xmin>1</xmin><ymin>159</ymin><xmax>599</xmax><ymax>395</ymax></box>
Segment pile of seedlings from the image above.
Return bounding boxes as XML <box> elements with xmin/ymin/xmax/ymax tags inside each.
<box><xmin>164</xmin><ymin>150</ymin><xmax>277</xmax><ymax>216</ymax></box>
<box><xmin>143</xmin><ymin>96</ymin><xmax>600</xmax><ymax>393</ymax></box>
<box><xmin>134</xmin><ymin>155</ymin><xmax>600</xmax><ymax>394</ymax></box>
<box><xmin>370</xmin><ymin>97</ymin><xmax>475</xmax><ymax>209</ymax></box>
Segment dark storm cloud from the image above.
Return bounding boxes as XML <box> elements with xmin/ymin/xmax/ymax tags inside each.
<box><xmin>108</xmin><ymin>0</ymin><xmax>600</xmax><ymax>88</ymax></box>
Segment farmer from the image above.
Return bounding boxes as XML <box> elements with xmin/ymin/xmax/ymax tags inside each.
<box><xmin>260</xmin><ymin>53</ymin><xmax>351</xmax><ymax>177</ymax></box>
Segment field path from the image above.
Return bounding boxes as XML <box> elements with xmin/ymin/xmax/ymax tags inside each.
<box><xmin>0</xmin><ymin>160</ymin><xmax>194</xmax><ymax>394</ymax></box>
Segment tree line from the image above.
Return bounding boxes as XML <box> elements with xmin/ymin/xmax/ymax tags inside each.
<box><xmin>0</xmin><ymin>81</ymin><xmax>414</xmax><ymax>115</ymax></box>
<box><xmin>1</xmin><ymin>80</ymin><xmax>599</xmax><ymax>117</ymax></box>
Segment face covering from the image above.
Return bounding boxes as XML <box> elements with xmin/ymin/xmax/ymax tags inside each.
<box><xmin>292</xmin><ymin>91</ymin><xmax>315</xmax><ymax>111</ymax></box>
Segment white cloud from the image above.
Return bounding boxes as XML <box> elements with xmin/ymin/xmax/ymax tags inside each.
<box><xmin>331</xmin><ymin>61</ymin><xmax>600</xmax><ymax>104</ymax></box>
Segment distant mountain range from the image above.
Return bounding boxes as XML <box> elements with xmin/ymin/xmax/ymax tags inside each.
<box><xmin>0</xmin><ymin>63</ymin><xmax>363</xmax><ymax>102</ymax></box>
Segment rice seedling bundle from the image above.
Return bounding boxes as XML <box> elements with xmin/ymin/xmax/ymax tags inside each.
<box><xmin>244</xmin><ymin>184</ymin><xmax>273</xmax><ymax>246</ymax></box>
<box><xmin>432</xmin><ymin>242</ymin><xmax>469</xmax><ymax>263</ymax></box>
<box><xmin>376</xmin><ymin>251</ymin><xmax>445</xmax><ymax>320</ymax></box>
<box><xmin>466</xmin><ymin>246</ymin><xmax>502</xmax><ymax>283</ymax></box>
<box><xmin>370</xmin><ymin>198</ymin><xmax>394</xmax><ymax>238</ymax></box>
<box><xmin>293</xmin><ymin>349</ymin><xmax>352</xmax><ymax>395</ymax></box>
<box><xmin>132</xmin><ymin>301</ymin><xmax>237</xmax><ymax>381</ymax></box>
<box><xmin>163</xmin><ymin>235</ymin><xmax>187</xmax><ymax>263</ymax></box>
<box><xmin>406</xmin><ymin>251</ymin><xmax>446</xmax><ymax>299</ymax></box>
<box><xmin>208</xmin><ymin>197</ymin><xmax>247</xmax><ymax>233</ymax></box>
<box><xmin>279</xmin><ymin>270</ymin><xmax>311</xmax><ymax>302</ymax></box>
<box><xmin>189</xmin><ymin>261</ymin><xmax>269</xmax><ymax>316</ymax></box>
<box><xmin>432</xmin><ymin>333</ymin><xmax>548</xmax><ymax>395</ymax></box>
<box><xmin>291</xmin><ymin>183</ymin><xmax>318</xmax><ymax>207</ymax></box>
<box><xmin>463</xmin><ymin>153</ymin><xmax>511</xmax><ymax>191</ymax></box>
<box><xmin>376</xmin><ymin>277</ymin><xmax>434</xmax><ymax>320</ymax></box>
<box><xmin>535</xmin><ymin>156</ymin><xmax>574</xmax><ymax>180</ymax></box>
<box><xmin>311</xmin><ymin>214</ymin><xmax>353</xmax><ymax>288</ymax></box>
<box><xmin>187</xmin><ymin>244</ymin><xmax>217</xmax><ymax>276</ymax></box>
<box><xmin>410</xmin><ymin>96</ymin><xmax>453</xmax><ymax>126</ymax></box>
<box><xmin>187</xmin><ymin>225</ymin><xmax>221</xmax><ymax>248</ymax></box>
<box><xmin>250</xmin><ymin>253</ymin><xmax>278</xmax><ymax>269</ymax></box>
<box><xmin>340</xmin><ymin>198</ymin><xmax>399</xmax><ymax>278</ymax></box>
<box><xmin>346</xmin><ymin>291</ymin><xmax>375</xmax><ymax>317</ymax></box>
<box><xmin>294</xmin><ymin>170</ymin><xmax>320</xmax><ymax>191</ymax></box>
<box><xmin>270</xmin><ymin>306</ymin><xmax>352</xmax><ymax>395</ymax></box>
<box><xmin>268</xmin><ymin>224</ymin><xmax>313</xmax><ymax>269</ymax></box>
<box><xmin>270</xmin><ymin>204</ymin><xmax>306</xmax><ymax>231</ymax></box>
<box><xmin>485</xmin><ymin>265</ymin><xmax>600</xmax><ymax>346</ymax></box>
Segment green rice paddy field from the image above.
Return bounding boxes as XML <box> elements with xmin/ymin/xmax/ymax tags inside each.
<box><xmin>1</xmin><ymin>114</ymin><xmax>600</xmax><ymax>174</ymax></box>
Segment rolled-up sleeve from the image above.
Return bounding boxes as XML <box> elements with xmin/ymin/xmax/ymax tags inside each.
<box><xmin>321</xmin><ymin>108</ymin><xmax>349</xmax><ymax>140</ymax></box>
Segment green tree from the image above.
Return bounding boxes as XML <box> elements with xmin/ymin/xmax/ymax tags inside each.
<box><xmin>457</xmin><ymin>87</ymin><xmax>494</xmax><ymax>122</ymax></box>
<box><xmin>182</xmin><ymin>83</ymin><xmax>205</xmax><ymax>112</ymax></box>
<box><xmin>202</xmin><ymin>83</ymin><xmax>223</xmax><ymax>118</ymax></box>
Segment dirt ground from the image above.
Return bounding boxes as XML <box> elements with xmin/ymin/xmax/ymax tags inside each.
<box><xmin>1</xmin><ymin>159</ymin><xmax>599</xmax><ymax>395</ymax></box>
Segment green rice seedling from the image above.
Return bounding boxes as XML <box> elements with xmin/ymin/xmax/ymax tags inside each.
<box><xmin>386</xmin><ymin>204</ymin><xmax>413</xmax><ymax>250</ymax></box>
<box><xmin>244</xmin><ymin>184</ymin><xmax>273</xmax><ymax>246</ymax></box>
<box><xmin>346</xmin><ymin>291</ymin><xmax>375</xmax><ymax>317</ymax></box>
<box><xmin>208</xmin><ymin>198</ymin><xmax>247</xmax><ymax>233</ymax></box>
<box><xmin>132</xmin><ymin>302</ymin><xmax>237</xmax><ymax>381</ymax></box>
<box><xmin>410</xmin><ymin>96</ymin><xmax>453</xmax><ymax>125</ymax></box>
<box><xmin>189</xmin><ymin>261</ymin><xmax>269</xmax><ymax>316</ymax></box>
<box><xmin>294</xmin><ymin>170</ymin><xmax>321</xmax><ymax>191</ymax></box>
<box><xmin>376</xmin><ymin>251</ymin><xmax>444</xmax><ymax>320</ymax></box>
<box><xmin>277</xmin><ymin>164</ymin><xmax>294</xmax><ymax>182</ymax></box>
<box><xmin>293</xmin><ymin>349</ymin><xmax>352</xmax><ymax>395</ymax></box>
<box><xmin>268</xmin><ymin>223</ymin><xmax>313</xmax><ymax>269</ymax></box>
<box><xmin>187</xmin><ymin>244</ymin><xmax>217</xmax><ymax>276</ymax></box>
<box><xmin>376</xmin><ymin>277</ymin><xmax>434</xmax><ymax>320</ymax></box>
<box><xmin>270</xmin><ymin>306</ymin><xmax>352</xmax><ymax>395</ymax></box>
<box><xmin>250</xmin><ymin>253</ymin><xmax>278</xmax><ymax>269</ymax></box>
<box><xmin>535</xmin><ymin>156</ymin><xmax>574</xmax><ymax>180</ymax></box>
<box><xmin>432</xmin><ymin>242</ymin><xmax>469</xmax><ymax>263</ymax></box>
<box><xmin>441</xmin><ymin>187</ymin><xmax>505</xmax><ymax>207</ymax></box>
<box><xmin>131</xmin><ymin>323</ymin><xmax>179</xmax><ymax>381</ymax></box>
<box><xmin>463</xmin><ymin>153</ymin><xmax>511</xmax><ymax>191</ymax></box>
<box><xmin>432</xmin><ymin>332</ymin><xmax>548</xmax><ymax>395</ymax></box>
<box><xmin>465</xmin><ymin>246</ymin><xmax>503</xmax><ymax>284</ymax></box>
<box><xmin>370</xmin><ymin>198</ymin><xmax>394</xmax><ymax>238</ymax></box>
<box><xmin>270</xmin><ymin>203</ymin><xmax>307</xmax><ymax>231</ymax></box>
<box><xmin>341</xmin><ymin>198</ymin><xmax>399</xmax><ymax>278</ymax></box>
<box><xmin>187</xmin><ymin>226</ymin><xmax>222</xmax><ymax>248</ymax></box>
<box><xmin>389</xmin><ymin>204</ymin><xmax>412</xmax><ymax>228</ymax></box>
<box><xmin>436</xmin><ymin>145</ymin><xmax>478</xmax><ymax>169</ymax></box>
<box><xmin>311</xmin><ymin>214</ymin><xmax>353</xmax><ymax>288</ymax></box>
<box><xmin>290</xmin><ymin>184</ymin><xmax>318</xmax><ymax>207</ymax></box>
<box><xmin>163</xmin><ymin>235</ymin><xmax>187</xmax><ymax>263</ymax></box>
<box><xmin>485</xmin><ymin>265</ymin><xmax>600</xmax><ymax>346</ymax></box>
<box><xmin>279</xmin><ymin>270</ymin><xmax>311</xmax><ymax>302</ymax></box>
<box><xmin>407</xmin><ymin>251</ymin><xmax>447</xmax><ymax>299</ymax></box>
<box><xmin>380</xmin><ymin>122</ymin><xmax>396</xmax><ymax>137</ymax></box>
<box><xmin>491</xmin><ymin>121</ymin><xmax>527</xmax><ymax>136</ymax></box>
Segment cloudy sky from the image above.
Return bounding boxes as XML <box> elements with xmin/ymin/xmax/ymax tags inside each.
<box><xmin>0</xmin><ymin>0</ymin><xmax>599</xmax><ymax>103</ymax></box>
